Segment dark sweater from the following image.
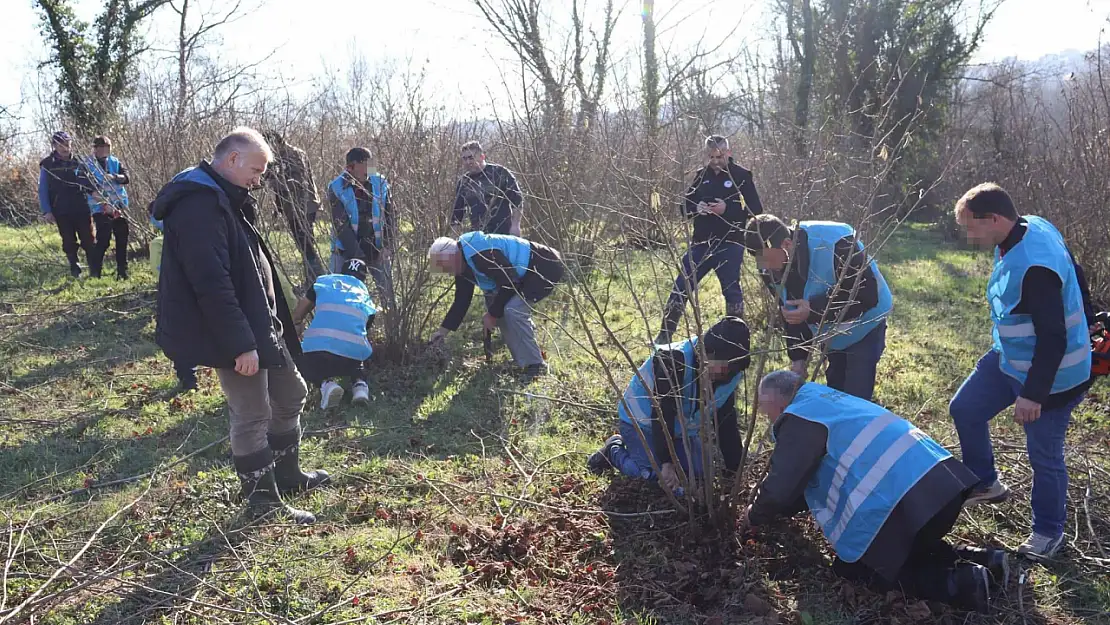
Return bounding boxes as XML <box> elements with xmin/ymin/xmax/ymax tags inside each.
<box><xmin>758</xmin><ymin>228</ymin><xmax>880</xmax><ymax>360</ymax></box>
<box><xmin>452</xmin><ymin>163</ymin><xmax>523</xmax><ymax>235</ymax></box>
<box><xmin>682</xmin><ymin>158</ymin><xmax>763</xmax><ymax>245</ymax></box>
<box><xmin>749</xmin><ymin>411</ymin><xmax>978</xmax><ymax>581</ymax></box>
<box><xmin>441</xmin><ymin>241</ymin><xmax>563</xmax><ymax>330</ymax></box>
<box><xmin>1000</xmin><ymin>218</ymin><xmax>1095</xmax><ymax>406</ymax></box>
<box><xmin>38</xmin><ymin>152</ymin><xmax>90</xmax><ymax>216</ymax></box>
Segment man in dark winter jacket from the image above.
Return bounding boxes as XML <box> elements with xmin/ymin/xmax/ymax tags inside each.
<box><xmin>656</xmin><ymin>135</ymin><xmax>763</xmax><ymax>345</ymax></box>
<box><xmin>451</xmin><ymin>140</ymin><xmax>523</xmax><ymax>236</ymax></box>
<box><xmin>743</xmin><ymin>370</ymin><xmax>1008</xmax><ymax>614</ymax></box>
<box><xmin>152</xmin><ymin>127</ymin><xmax>329</xmax><ymax>525</ymax></box>
<box><xmin>38</xmin><ymin>131</ymin><xmax>94</xmax><ymax>278</ymax></box>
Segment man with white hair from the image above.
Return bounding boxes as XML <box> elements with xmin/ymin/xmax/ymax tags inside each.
<box><xmin>426</xmin><ymin>231</ymin><xmax>564</xmax><ymax>378</ymax></box>
<box><xmin>151</xmin><ymin>127</ymin><xmax>328</xmax><ymax>525</ymax></box>
<box><xmin>743</xmin><ymin>370</ymin><xmax>1005</xmax><ymax>613</ymax></box>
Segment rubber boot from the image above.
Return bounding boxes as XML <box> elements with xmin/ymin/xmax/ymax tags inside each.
<box><xmin>725</xmin><ymin>301</ymin><xmax>745</xmax><ymax>319</ymax></box>
<box><xmin>268</xmin><ymin>427</ymin><xmax>331</xmax><ymax>496</ymax></box>
<box><xmin>654</xmin><ymin>299</ymin><xmax>684</xmax><ymax>346</ymax></box>
<box><xmin>233</xmin><ymin>447</ymin><xmax>315</xmax><ymax>524</ymax></box>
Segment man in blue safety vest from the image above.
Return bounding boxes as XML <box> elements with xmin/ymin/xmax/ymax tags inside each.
<box><xmin>426</xmin><ymin>231</ymin><xmax>564</xmax><ymax>379</ymax></box>
<box><xmin>587</xmin><ymin>317</ymin><xmax>751</xmax><ymax>495</ymax></box>
<box><xmin>743</xmin><ymin>370</ymin><xmax>1007</xmax><ymax>613</ymax></box>
<box><xmin>742</xmin><ymin>214</ymin><xmax>893</xmax><ymax>401</ymax></box>
<box><xmin>949</xmin><ymin>183</ymin><xmax>1095</xmax><ymax>559</ymax></box>
<box><xmin>327</xmin><ymin>147</ymin><xmax>394</xmax><ymax>310</ymax></box>
<box><xmin>292</xmin><ymin>258</ymin><xmax>377</xmax><ymax>411</ymax></box>
<box><xmin>80</xmin><ymin>135</ymin><xmax>131</xmax><ymax>279</ymax></box>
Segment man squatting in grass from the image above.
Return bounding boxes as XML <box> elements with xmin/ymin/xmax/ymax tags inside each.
<box><xmin>426</xmin><ymin>231</ymin><xmax>564</xmax><ymax>378</ymax></box>
<box><xmin>655</xmin><ymin>135</ymin><xmax>763</xmax><ymax>345</ymax></box>
<box><xmin>741</xmin><ymin>214</ymin><xmax>893</xmax><ymax>401</ymax></box>
<box><xmin>950</xmin><ymin>183</ymin><xmax>1096</xmax><ymax>559</ymax></box>
<box><xmin>743</xmin><ymin>370</ymin><xmax>1009</xmax><ymax>613</ymax></box>
<box><xmin>152</xmin><ymin>127</ymin><xmax>328</xmax><ymax>525</ymax></box>
<box><xmin>292</xmin><ymin>257</ymin><xmax>378</xmax><ymax>411</ymax></box>
<box><xmin>588</xmin><ymin>317</ymin><xmax>751</xmax><ymax>495</ymax></box>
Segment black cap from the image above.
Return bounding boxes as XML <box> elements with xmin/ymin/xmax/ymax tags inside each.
<box><xmin>92</xmin><ymin>135</ymin><xmax>111</xmax><ymax>147</ymax></box>
<box><xmin>701</xmin><ymin>316</ymin><xmax>750</xmax><ymax>363</ymax></box>
<box><xmin>342</xmin><ymin>257</ymin><xmax>369</xmax><ymax>281</ymax></box>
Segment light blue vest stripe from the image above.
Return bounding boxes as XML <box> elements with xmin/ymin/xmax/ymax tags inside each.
<box><xmin>988</xmin><ymin>215</ymin><xmax>1090</xmax><ymax>394</ymax></box>
<box><xmin>785</xmin><ymin>383</ymin><xmax>950</xmax><ymax>562</ymax></box>
<box><xmin>796</xmin><ymin>222</ymin><xmax>893</xmax><ymax>350</ymax></box>
<box><xmin>329</xmin><ymin>174</ymin><xmax>387</xmax><ymax>253</ymax></box>
<box><xmin>85</xmin><ymin>156</ymin><xmax>129</xmax><ymax>213</ymax></box>
<box><xmin>459</xmin><ymin>231</ymin><xmax>532</xmax><ymax>293</ymax></box>
<box><xmin>302</xmin><ymin>273</ymin><xmax>376</xmax><ymax>361</ymax></box>
<box><xmin>617</xmin><ymin>337</ymin><xmax>743</xmax><ymax>439</ymax></box>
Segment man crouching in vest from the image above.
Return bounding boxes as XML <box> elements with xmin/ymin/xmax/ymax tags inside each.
<box><xmin>743</xmin><ymin>370</ymin><xmax>1006</xmax><ymax>613</ymax></box>
<box><xmin>587</xmin><ymin>317</ymin><xmax>750</xmax><ymax>495</ymax></box>
<box><xmin>950</xmin><ymin>183</ymin><xmax>1096</xmax><ymax>559</ymax></box>
<box><xmin>293</xmin><ymin>258</ymin><xmax>378</xmax><ymax>411</ymax></box>
<box><xmin>426</xmin><ymin>232</ymin><xmax>564</xmax><ymax>379</ymax></box>
<box><xmin>742</xmin><ymin>214</ymin><xmax>893</xmax><ymax>401</ymax></box>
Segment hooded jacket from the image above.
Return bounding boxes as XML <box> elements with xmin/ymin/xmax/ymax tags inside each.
<box><xmin>151</xmin><ymin>161</ymin><xmax>300</xmax><ymax>370</ymax></box>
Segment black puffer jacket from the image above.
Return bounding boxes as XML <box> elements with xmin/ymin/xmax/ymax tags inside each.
<box><xmin>152</xmin><ymin>161</ymin><xmax>300</xmax><ymax>370</ymax></box>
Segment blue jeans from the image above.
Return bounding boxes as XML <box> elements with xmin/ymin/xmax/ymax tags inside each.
<box><xmin>949</xmin><ymin>350</ymin><xmax>1084</xmax><ymax>538</ymax></box>
<box><xmin>664</xmin><ymin>241</ymin><xmax>745</xmax><ymax>325</ymax></box>
<box><xmin>825</xmin><ymin>321</ymin><xmax>887</xmax><ymax>401</ymax></box>
<box><xmin>612</xmin><ymin>420</ymin><xmax>704</xmax><ymax>482</ymax></box>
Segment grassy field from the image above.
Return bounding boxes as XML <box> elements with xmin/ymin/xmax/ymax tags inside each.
<box><xmin>0</xmin><ymin>222</ymin><xmax>1108</xmax><ymax>625</ymax></box>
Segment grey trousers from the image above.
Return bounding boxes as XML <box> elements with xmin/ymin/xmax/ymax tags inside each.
<box><xmin>330</xmin><ymin>251</ymin><xmax>395</xmax><ymax>311</ymax></box>
<box><xmin>216</xmin><ymin>345</ymin><xmax>309</xmax><ymax>456</ymax></box>
<box><xmin>486</xmin><ymin>293</ymin><xmax>544</xmax><ymax>366</ymax></box>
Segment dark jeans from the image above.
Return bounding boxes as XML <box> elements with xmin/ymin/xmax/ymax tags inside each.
<box><xmin>825</xmin><ymin>320</ymin><xmax>887</xmax><ymax>401</ymax></box>
<box><xmin>91</xmin><ymin>213</ymin><xmax>129</xmax><ymax>276</ymax></box>
<box><xmin>832</xmin><ymin>493</ymin><xmax>965</xmax><ymax>602</ymax></box>
<box><xmin>55</xmin><ymin>213</ymin><xmax>94</xmax><ymax>268</ymax></box>
<box><xmin>949</xmin><ymin>349</ymin><xmax>1083</xmax><ymax>538</ymax></box>
<box><xmin>298</xmin><ymin>351</ymin><xmax>369</xmax><ymax>386</ymax></box>
<box><xmin>662</xmin><ymin>241</ymin><xmax>745</xmax><ymax>334</ymax></box>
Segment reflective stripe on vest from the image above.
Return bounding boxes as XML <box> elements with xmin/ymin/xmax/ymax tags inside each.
<box><xmin>459</xmin><ymin>231</ymin><xmax>532</xmax><ymax>293</ymax></box>
<box><xmin>785</xmin><ymin>383</ymin><xmax>950</xmax><ymax>563</ymax></box>
<box><xmin>329</xmin><ymin>174</ymin><xmax>386</xmax><ymax>252</ymax></box>
<box><xmin>988</xmin><ymin>215</ymin><xmax>1091</xmax><ymax>394</ymax></box>
<box><xmin>796</xmin><ymin>222</ymin><xmax>893</xmax><ymax>351</ymax></box>
<box><xmin>617</xmin><ymin>336</ymin><xmax>743</xmax><ymax>439</ymax></box>
<box><xmin>302</xmin><ymin>273</ymin><xmax>376</xmax><ymax>361</ymax></box>
<box><xmin>85</xmin><ymin>156</ymin><xmax>129</xmax><ymax>213</ymax></box>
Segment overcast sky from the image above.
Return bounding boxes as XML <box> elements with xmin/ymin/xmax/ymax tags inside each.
<box><xmin>3</xmin><ymin>0</ymin><xmax>1110</xmax><ymax>135</ymax></box>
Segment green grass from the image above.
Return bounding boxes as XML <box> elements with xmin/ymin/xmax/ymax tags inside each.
<box><xmin>0</xmin><ymin>222</ymin><xmax>1108</xmax><ymax>624</ymax></box>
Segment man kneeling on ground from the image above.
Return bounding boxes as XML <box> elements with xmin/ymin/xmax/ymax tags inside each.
<box><xmin>427</xmin><ymin>231</ymin><xmax>564</xmax><ymax>378</ymax></box>
<box><xmin>588</xmin><ymin>317</ymin><xmax>750</xmax><ymax>494</ymax></box>
<box><xmin>293</xmin><ymin>258</ymin><xmax>378</xmax><ymax>411</ymax></box>
<box><xmin>742</xmin><ymin>370</ymin><xmax>1008</xmax><ymax>613</ymax></box>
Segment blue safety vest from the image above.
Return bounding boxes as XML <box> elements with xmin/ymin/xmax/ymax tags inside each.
<box><xmin>780</xmin><ymin>382</ymin><xmax>951</xmax><ymax>563</ymax></box>
<box><xmin>793</xmin><ymin>222</ymin><xmax>893</xmax><ymax>350</ymax></box>
<box><xmin>329</xmin><ymin>173</ymin><xmax>388</xmax><ymax>253</ymax></box>
<box><xmin>458</xmin><ymin>231</ymin><xmax>532</xmax><ymax>293</ymax></box>
<box><xmin>989</xmin><ymin>215</ymin><xmax>1090</xmax><ymax>393</ymax></box>
<box><xmin>617</xmin><ymin>337</ymin><xmax>743</xmax><ymax>440</ymax></box>
<box><xmin>84</xmin><ymin>156</ymin><xmax>129</xmax><ymax>213</ymax></box>
<box><xmin>302</xmin><ymin>273</ymin><xmax>377</xmax><ymax>361</ymax></box>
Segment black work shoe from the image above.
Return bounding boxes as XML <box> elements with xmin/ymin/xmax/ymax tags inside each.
<box><xmin>269</xmin><ymin>427</ymin><xmax>331</xmax><ymax>496</ymax></box>
<box><xmin>956</xmin><ymin>546</ymin><xmax>1009</xmax><ymax>589</ymax></box>
<box><xmin>587</xmin><ymin>434</ymin><xmax>623</xmax><ymax>475</ymax></box>
<box><xmin>69</xmin><ymin>263</ymin><xmax>82</xmax><ymax>278</ymax></box>
<box><xmin>521</xmin><ymin>363</ymin><xmax>548</xmax><ymax>381</ymax></box>
<box><xmin>950</xmin><ymin>563</ymin><xmax>991</xmax><ymax>614</ymax></box>
<box><xmin>116</xmin><ymin>268</ymin><xmax>129</xmax><ymax>280</ymax></box>
<box><xmin>234</xmin><ymin>448</ymin><xmax>316</xmax><ymax>525</ymax></box>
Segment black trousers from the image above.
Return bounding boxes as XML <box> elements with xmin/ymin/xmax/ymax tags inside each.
<box><xmin>55</xmin><ymin>213</ymin><xmax>94</xmax><ymax>267</ymax></box>
<box><xmin>91</xmin><ymin>213</ymin><xmax>129</xmax><ymax>276</ymax></box>
<box><xmin>832</xmin><ymin>494</ymin><xmax>965</xmax><ymax>602</ymax></box>
<box><xmin>298</xmin><ymin>351</ymin><xmax>369</xmax><ymax>386</ymax></box>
